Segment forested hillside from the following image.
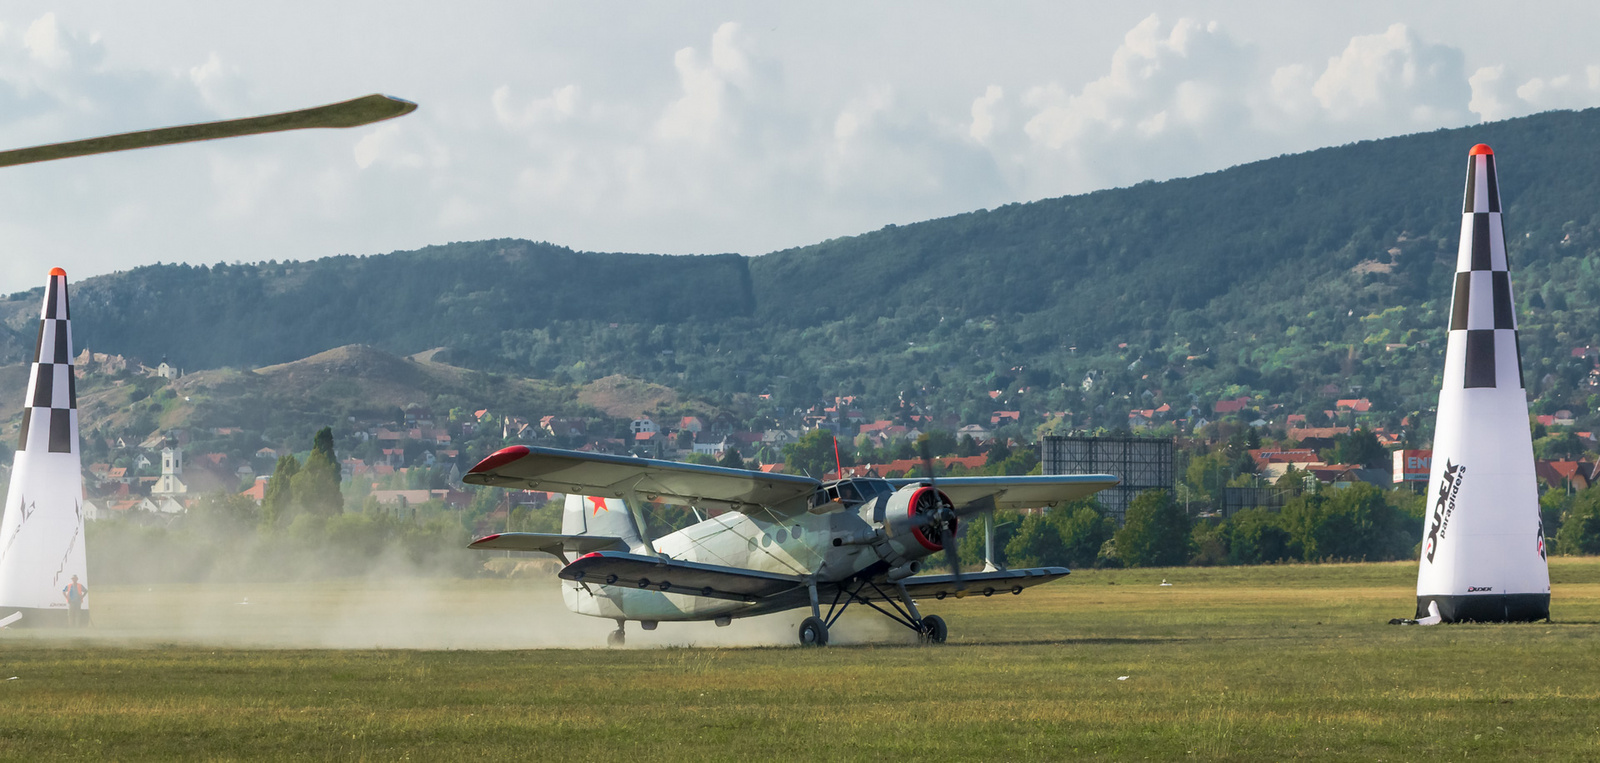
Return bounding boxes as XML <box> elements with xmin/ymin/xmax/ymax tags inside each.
<box><xmin>8</xmin><ymin>107</ymin><xmax>1600</xmax><ymax>432</ymax></box>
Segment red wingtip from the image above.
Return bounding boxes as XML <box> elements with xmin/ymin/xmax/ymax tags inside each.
<box><xmin>468</xmin><ymin>445</ymin><xmax>529</xmax><ymax>474</ymax></box>
<box><xmin>1469</xmin><ymin>144</ymin><xmax>1494</xmax><ymax>156</ymax></box>
<box><xmin>48</xmin><ymin>267</ymin><xmax>66</xmax><ymax>277</ymax></box>
<box><xmin>470</xmin><ymin>534</ymin><xmax>503</xmax><ymax>546</ymax></box>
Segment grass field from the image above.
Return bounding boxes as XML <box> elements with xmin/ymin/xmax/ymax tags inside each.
<box><xmin>3</xmin><ymin>559</ymin><xmax>1599</xmax><ymax>760</ymax></box>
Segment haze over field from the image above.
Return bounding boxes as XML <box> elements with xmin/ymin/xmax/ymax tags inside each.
<box><xmin>2</xmin><ymin>3</ymin><xmax>1600</xmax><ymax>291</ymax></box>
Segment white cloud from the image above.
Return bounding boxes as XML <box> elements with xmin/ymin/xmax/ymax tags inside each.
<box><xmin>655</xmin><ymin>22</ymin><xmax>751</xmax><ymax>146</ymax></box>
<box><xmin>969</xmin><ymin>85</ymin><xmax>1003</xmax><ymax>143</ymax></box>
<box><xmin>22</xmin><ymin>13</ymin><xmax>70</xmax><ymax>68</ymax></box>
<box><xmin>1305</xmin><ymin>23</ymin><xmax>1471</xmax><ymax>127</ymax></box>
<box><xmin>491</xmin><ymin>83</ymin><xmax>580</xmax><ymax>128</ymax></box>
<box><xmin>189</xmin><ymin>52</ymin><xmax>246</xmax><ymax>114</ymax></box>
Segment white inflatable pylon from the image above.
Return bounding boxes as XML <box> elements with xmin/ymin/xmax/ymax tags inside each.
<box><xmin>1416</xmin><ymin>144</ymin><xmax>1550</xmax><ymax>622</ymax></box>
<box><xmin>0</xmin><ymin>268</ymin><xmax>88</xmax><ymax>626</ymax></box>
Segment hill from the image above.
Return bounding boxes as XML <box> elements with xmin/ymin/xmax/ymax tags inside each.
<box><xmin>8</xmin><ymin>108</ymin><xmax>1600</xmax><ymax>433</ymax></box>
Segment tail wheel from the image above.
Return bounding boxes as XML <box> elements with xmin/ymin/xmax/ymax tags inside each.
<box><xmin>798</xmin><ymin>616</ymin><xmax>830</xmax><ymax>647</ymax></box>
<box><xmin>919</xmin><ymin>614</ymin><xmax>947</xmax><ymax>644</ymax></box>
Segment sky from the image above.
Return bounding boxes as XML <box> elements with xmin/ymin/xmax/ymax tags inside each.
<box><xmin>1</xmin><ymin>1</ymin><xmax>1599</xmax><ymax>294</ymax></box>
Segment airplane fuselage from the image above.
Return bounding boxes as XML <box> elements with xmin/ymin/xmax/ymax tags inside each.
<box><xmin>564</xmin><ymin>479</ymin><xmax>935</xmax><ymax>623</ymax></box>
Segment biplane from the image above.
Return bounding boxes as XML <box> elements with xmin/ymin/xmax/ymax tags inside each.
<box><xmin>466</xmin><ymin>444</ymin><xmax>1116</xmax><ymax>646</ymax></box>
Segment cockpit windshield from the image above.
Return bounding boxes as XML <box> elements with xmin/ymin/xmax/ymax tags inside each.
<box><xmin>810</xmin><ymin>478</ymin><xmax>895</xmax><ymax>509</ymax></box>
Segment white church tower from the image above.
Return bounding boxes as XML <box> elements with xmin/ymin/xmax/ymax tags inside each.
<box><xmin>152</xmin><ymin>445</ymin><xmax>187</xmax><ymax>496</ymax></box>
<box><xmin>1416</xmin><ymin>145</ymin><xmax>1550</xmax><ymax>622</ymax></box>
<box><xmin>0</xmin><ymin>269</ymin><xmax>88</xmax><ymax>626</ymax></box>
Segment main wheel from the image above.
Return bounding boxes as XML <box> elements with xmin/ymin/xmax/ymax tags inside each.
<box><xmin>798</xmin><ymin>616</ymin><xmax>829</xmax><ymax>647</ymax></box>
<box><xmin>919</xmin><ymin>614</ymin><xmax>948</xmax><ymax>644</ymax></box>
<box><xmin>606</xmin><ymin>629</ymin><xmax>625</xmax><ymax>647</ymax></box>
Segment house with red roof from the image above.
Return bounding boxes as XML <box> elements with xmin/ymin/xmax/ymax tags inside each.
<box><xmin>1214</xmin><ymin>396</ymin><xmax>1252</xmax><ymax>414</ymax></box>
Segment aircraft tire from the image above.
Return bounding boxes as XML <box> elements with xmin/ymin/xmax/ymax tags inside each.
<box><xmin>798</xmin><ymin>616</ymin><xmax>829</xmax><ymax>647</ymax></box>
<box><xmin>919</xmin><ymin>614</ymin><xmax>948</xmax><ymax>644</ymax></box>
<box><xmin>607</xmin><ymin>629</ymin><xmax>625</xmax><ymax>647</ymax></box>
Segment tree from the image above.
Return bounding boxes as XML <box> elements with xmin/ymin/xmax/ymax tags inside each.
<box><xmin>916</xmin><ymin>430</ymin><xmax>958</xmax><ymax>457</ymax></box>
<box><xmin>261</xmin><ymin>454</ymin><xmax>300</xmax><ymax>529</ymax></box>
<box><xmin>717</xmin><ymin>448</ymin><xmax>745</xmax><ymax>469</ymax></box>
<box><xmin>1005</xmin><ymin>512</ymin><xmax>1066</xmax><ymax>568</ymax></box>
<box><xmin>1328</xmin><ymin>428</ymin><xmax>1384</xmax><ymax>467</ymax></box>
<box><xmin>1281</xmin><ymin>483</ymin><xmax>1413</xmax><ymax>561</ymax></box>
<box><xmin>1540</xmin><ymin>489</ymin><xmax>1571</xmax><ymax>540</ymax></box>
<box><xmin>311</xmin><ymin>427</ymin><xmax>341</xmax><ymax>488</ymax></box>
<box><xmin>783</xmin><ymin>430</ymin><xmax>845</xmax><ymax>479</ymax></box>
<box><xmin>1556</xmin><ymin>488</ymin><xmax>1600</xmax><ymax>555</ymax></box>
<box><xmin>188</xmin><ymin>491</ymin><xmax>260</xmax><ymax>539</ymax></box>
<box><xmin>1185</xmin><ymin>451</ymin><xmax>1230</xmax><ymax>502</ymax></box>
<box><xmin>293</xmin><ymin>428</ymin><xmax>344</xmax><ymax>517</ymax></box>
<box><xmin>958</xmin><ymin>510</ymin><xmax>1021</xmax><ymax>569</ymax></box>
<box><xmin>1225</xmin><ymin>508</ymin><xmax>1296</xmax><ymax>564</ymax></box>
<box><xmin>1055</xmin><ymin>500</ymin><xmax>1115</xmax><ymax>568</ymax></box>
<box><xmin>1114</xmin><ymin>490</ymin><xmax>1193</xmax><ymax>567</ymax></box>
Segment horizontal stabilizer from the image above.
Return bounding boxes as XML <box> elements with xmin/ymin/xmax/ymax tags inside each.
<box><xmin>890</xmin><ymin>567</ymin><xmax>1070</xmax><ymax>601</ymax></box>
<box><xmin>468</xmin><ymin>532</ymin><xmax>625</xmax><ymax>555</ymax></box>
<box><xmin>560</xmin><ymin>551</ymin><xmax>805</xmax><ymax>602</ymax></box>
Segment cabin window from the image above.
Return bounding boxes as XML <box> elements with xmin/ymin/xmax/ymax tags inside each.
<box><xmin>776</xmin><ymin>529</ymin><xmax>788</xmax><ymax>543</ymax></box>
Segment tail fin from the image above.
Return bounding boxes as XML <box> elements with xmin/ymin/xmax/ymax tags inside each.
<box><xmin>562</xmin><ymin>494</ymin><xmax>647</xmax><ymax>554</ymax></box>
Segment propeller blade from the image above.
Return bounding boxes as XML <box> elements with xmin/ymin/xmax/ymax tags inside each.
<box><xmin>920</xmin><ymin>441</ymin><xmax>963</xmax><ymax>588</ymax></box>
<box><xmin>0</xmin><ymin>93</ymin><xmax>416</xmax><ymax>169</ymax></box>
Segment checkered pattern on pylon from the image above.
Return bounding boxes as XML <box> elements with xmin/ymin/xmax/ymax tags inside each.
<box><xmin>1446</xmin><ymin>152</ymin><xmax>1524</xmax><ymax>390</ymax></box>
<box><xmin>17</xmin><ymin>274</ymin><xmax>75</xmax><ymax>454</ymax></box>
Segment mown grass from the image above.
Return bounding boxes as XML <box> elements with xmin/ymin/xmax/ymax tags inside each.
<box><xmin>2</xmin><ymin>559</ymin><xmax>1599</xmax><ymax>760</ymax></box>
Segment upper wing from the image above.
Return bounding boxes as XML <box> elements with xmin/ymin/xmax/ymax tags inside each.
<box><xmin>891</xmin><ymin>474</ymin><xmax>1120</xmax><ymax>513</ymax></box>
<box><xmin>468</xmin><ymin>532</ymin><xmax>626</xmax><ymax>555</ymax></box>
<box><xmin>463</xmin><ymin>445</ymin><xmax>821</xmax><ymax>515</ymax></box>
<box><xmin>559</xmin><ymin>551</ymin><xmax>805</xmax><ymax>603</ymax></box>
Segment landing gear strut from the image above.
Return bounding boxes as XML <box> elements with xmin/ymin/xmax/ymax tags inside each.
<box><xmin>606</xmin><ymin>620</ymin><xmax>626</xmax><ymax>647</ymax></box>
<box><xmin>812</xmin><ymin>579</ymin><xmax>952</xmax><ymax>645</ymax></box>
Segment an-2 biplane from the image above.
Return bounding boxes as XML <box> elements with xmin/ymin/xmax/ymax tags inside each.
<box><xmin>465</xmin><ymin>444</ymin><xmax>1117</xmax><ymax>646</ymax></box>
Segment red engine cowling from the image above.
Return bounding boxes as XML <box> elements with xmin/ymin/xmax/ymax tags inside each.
<box><xmin>882</xmin><ymin>484</ymin><xmax>957</xmax><ymax>553</ymax></box>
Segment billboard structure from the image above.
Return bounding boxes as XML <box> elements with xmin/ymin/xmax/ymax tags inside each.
<box><xmin>1393</xmin><ymin>449</ymin><xmax>1432</xmax><ymax>483</ymax></box>
<box><xmin>1039</xmin><ymin>435</ymin><xmax>1174</xmax><ymax>522</ymax></box>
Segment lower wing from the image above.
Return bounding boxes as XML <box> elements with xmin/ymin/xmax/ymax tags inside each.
<box><xmin>560</xmin><ymin>551</ymin><xmax>806</xmax><ymax>602</ymax></box>
<box><xmin>872</xmin><ymin>567</ymin><xmax>1069</xmax><ymax>601</ymax></box>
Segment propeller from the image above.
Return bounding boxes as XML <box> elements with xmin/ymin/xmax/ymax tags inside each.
<box><xmin>0</xmin><ymin>93</ymin><xmax>416</xmax><ymax>169</ymax></box>
<box><xmin>919</xmin><ymin>441</ymin><xmax>963</xmax><ymax>590</ymax></box>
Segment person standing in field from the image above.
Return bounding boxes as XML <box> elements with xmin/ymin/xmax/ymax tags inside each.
<box><xmin>62</xmin><ymin>575</ymin><xmax>86</xmax><ymax>628</ymax></box>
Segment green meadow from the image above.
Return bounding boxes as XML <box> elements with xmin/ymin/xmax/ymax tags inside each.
<box><xmin>2</xmin><ymin>559</ymin><xmax>1598</xmax><ymax>761</ymax></box>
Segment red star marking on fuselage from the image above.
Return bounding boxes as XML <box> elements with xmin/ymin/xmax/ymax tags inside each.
<box><xmin>587</xmin><ymin>496</ymin><xmax>609</xmax><ymax>515</ymax></box>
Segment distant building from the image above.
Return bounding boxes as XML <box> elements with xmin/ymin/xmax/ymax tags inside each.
<box><xmin>151</xmin><ymin>447</ymin><xmax>187</xmax><ymax>497</ymax></box>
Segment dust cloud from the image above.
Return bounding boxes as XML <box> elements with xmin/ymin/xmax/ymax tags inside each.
<box><xmin>5</xmin><ymin>550</ymin><xmax>911</xmax><ymax>650</ymax></box>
